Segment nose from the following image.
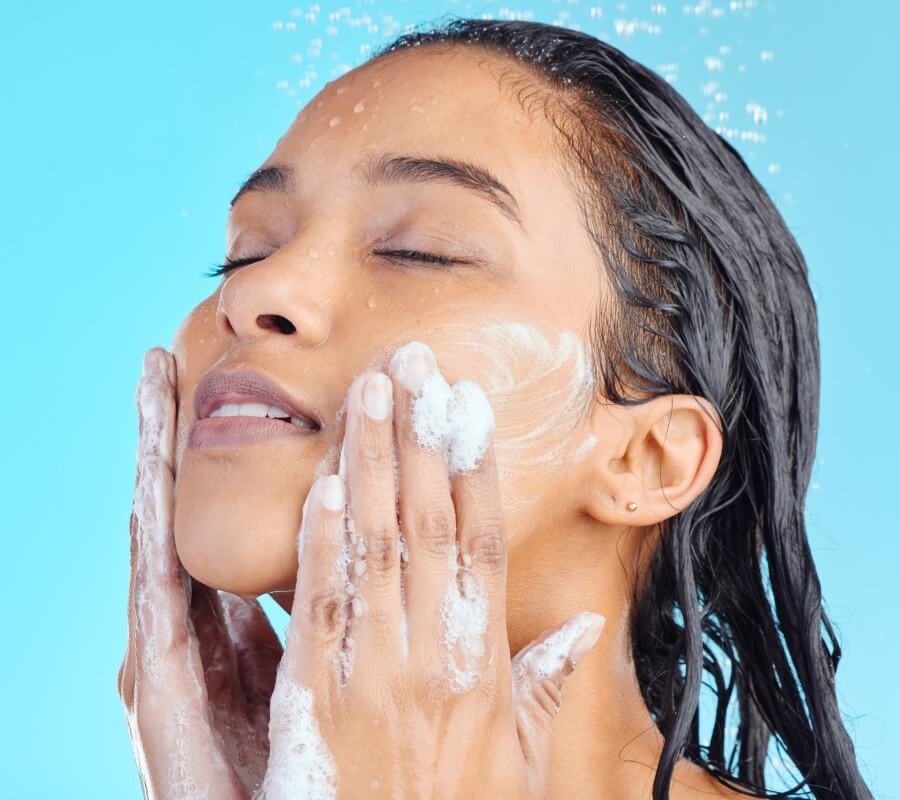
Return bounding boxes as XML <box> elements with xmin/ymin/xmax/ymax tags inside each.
<box><xmin>215</xmin><ymin>253</ymin><xmax>332</xmax><ymax>347</ymax></box>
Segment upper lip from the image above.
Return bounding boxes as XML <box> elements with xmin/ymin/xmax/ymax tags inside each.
<box><xmin>194</xmin><ymin>367</ymin><xmax>321</xmax><ymax>429</ymax></box>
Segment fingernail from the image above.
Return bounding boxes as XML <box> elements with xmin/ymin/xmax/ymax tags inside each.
<box><xmin>362</xmin><ymin>372</ymin><xmax>393</xmax><ymax>420</ymax></box>
<box><xmin>143</xmin><ymin>347</ymin><xmax>169</xmax><ymax>378</ymax></box>
<box><xmin>569</xmin><ymin>612</ymin><xmax>606</xmax><ymax>666</ymax></box>
<box><xmin>389</xmin><ymin>341</ymin><xmax>436</xmax><ymax>394</ymax></box>
<box><xmin>319</xmin><ymin>474</ymin><xmax>345</xmax><ymax>511</ymax></box>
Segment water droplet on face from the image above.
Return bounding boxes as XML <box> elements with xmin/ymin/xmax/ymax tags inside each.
<box><xmin>308</xmin><ymin>248</ymin><xmax>320</xmax><ymax>260</ymax></box>
<box><xmin>367</xmin><ymin>295</ymin><xmax>377</xmax><ymax>309</ymax></box>
<box><xmin>353</xmin><ymin>100</ymin><xmax>365</xmax><ymax>113</ymax></box>
<box><xmin>362</xmin><ymin>123</ymin><xmax>368</xmax><ymax>131</ymax></box>
<box><xmin>336</xmin><ymin>86</ymin><xmax>347</xmax><ymax>94</ymax></box>
<box><xmin>371</xmin><ymin>79</ymin><xmax>381</xmax><ymax>88</ymax></box>
<box><xmin>326</xmin><ymin>245</ymin><xmax>336</xmax><ymax>256</ymax></box>
<box><xmin>329</xmin><ymin>115</ymin><xmax>341</xmax><ymax>127</ymax></box>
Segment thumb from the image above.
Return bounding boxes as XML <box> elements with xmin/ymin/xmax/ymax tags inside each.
<box><xmin>512</xmin><ymin>611</ymin><xmax>606</xmax><ymax>798</ymax></box>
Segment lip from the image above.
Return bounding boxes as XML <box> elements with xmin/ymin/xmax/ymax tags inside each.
<box><xmin>188</xmin><ymin>367</ymin><xmax>321</xmax><ymax>450</ymax></box>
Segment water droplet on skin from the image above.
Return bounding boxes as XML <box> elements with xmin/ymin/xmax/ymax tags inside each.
<box><xmin>329</xmin><ymin>115</ymin><xmax>341</xmax><ymax>127</ymax></box>
<box><xmin>308</xmin><ymin>248</ymin><xmax>320</xmax><ymax>259</ymax></box>
<box><xmin>353</xmin><ymin>100</ymin><xmax>365</xmax><ymax>113</ymax></box>
<box><xmin>370</xmin><ymin>780</ymin><xmax>380</xmax><ymax>791</ymax></box>
<box><xmin>316</xmin><ymin>100</ymin><xmax>324</xmax><ymax>108</ymax></box>
<box><xmin>367</xmin><ymin>295</ymin><xmax>377</xmax><ymax>309</ymax></box>
<box><xmin>362</xmin><ymin>123</ymin><xmax>368</xmax><ymax>131</ymax></box>
<box><xmin>326</xmin><ymin>245</ymin><xmax>336</xmax><ymax>256</ymax></box>
<box><xmin>371</xmin><ymin>79</ymin><xmax>381</xmax><ymax>88</ymax></box>
<box><xmin>336</xmin><ymin>86</ymin><xmax>347</xmax><ymax>94</ymax></box>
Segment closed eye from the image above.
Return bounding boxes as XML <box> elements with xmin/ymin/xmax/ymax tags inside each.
<box><xmin>205</xmin><ymin>249</ymin><xmax>467</xmax><ymax>277</ymax></box>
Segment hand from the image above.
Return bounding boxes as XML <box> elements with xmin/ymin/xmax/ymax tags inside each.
<box><xmin>118</xmin><ymin>344</ymin><xmax>605</xmax><ymax>800</ymax></box>
<box><xmin>118</xmin><ymin>347</ymin><xmax>282</xmax><ymax>798</ymax></box>
<box><xmin>256</xmin><ymin>342</ymin><xmax>606</xmax><ymax>799</ymax></box>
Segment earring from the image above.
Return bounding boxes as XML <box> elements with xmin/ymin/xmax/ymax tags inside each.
<box><xmin>626</xmin><ymin>501</ymin><xmax>638</xmax><ymax>512</ymax></box>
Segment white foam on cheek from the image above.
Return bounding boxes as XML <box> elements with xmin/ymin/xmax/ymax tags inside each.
<box><xmin>253</xmin><ymin>673</ymin><xmax>336</xmax><ymax>800</ymax></box>
<box><xmin>446</xmin><ymin>379</ymin><xmax>496</xmax><ymax>476</ymax></box>
<box><xmin>390</xmin><ymin>341</ymin><xmax>496</xmax><ymax>476</ymax></box>
<box><xmin>417</xmin><ymin>322</ymin><xmax>597</xmax><ymax>510</ymax></box>
<box><xmin>413</xmin><ymin>369</ymin><xmax>453</xmax><ymax>453</ymax></box>
<box><xmin>440</xmin><ymin>545</ymin><xmax>489</xmax><ymax>693</ymax></box>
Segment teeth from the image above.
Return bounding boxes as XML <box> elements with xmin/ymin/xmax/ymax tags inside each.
<box><xmin>240</xmin><ymin>402</ymin><xmax>270</xmax><ymax>417</ymax></box>
<box><xmin>208</xmin><ymin>401</ymin><xmax>310</xmax><ymax>425</ymax></box>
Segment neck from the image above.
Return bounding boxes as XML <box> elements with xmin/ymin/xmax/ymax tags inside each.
<box><xmin>508</xmin><ymin>515</ymin><xmax>727</xmax><ymax>799</ymax></box>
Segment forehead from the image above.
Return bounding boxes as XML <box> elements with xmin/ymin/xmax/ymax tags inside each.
<box><xmin>264</xmin><ymin>46</ymin><xmax>569</xmax><ymax>224</ymax></box>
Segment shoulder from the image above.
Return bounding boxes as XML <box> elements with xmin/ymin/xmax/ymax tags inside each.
<box><xmin>670</xmin><ymin>759</ymin><xmax>754</xmax><ymax>800</ymax></box>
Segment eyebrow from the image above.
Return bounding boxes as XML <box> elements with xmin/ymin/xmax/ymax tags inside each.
<box><xmin>230</xmin><ymin>155</ymin><xmax>522</xmax><ymax>226</ymax></box>
<box><xmin>229</xmin><ymin>165</ymin><xmax>295</xmax><ymax>208</ymax></box>
<box><xmin>357</xmin><ymin>153</ymin><xmax>522</xmax><ymax>226</ymax></box>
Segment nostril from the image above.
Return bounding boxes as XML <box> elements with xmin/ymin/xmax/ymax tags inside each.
<box><xmin>256</xmin><ymin>314</ymin><xmax>296</xmax><ymax>335</ymax></box>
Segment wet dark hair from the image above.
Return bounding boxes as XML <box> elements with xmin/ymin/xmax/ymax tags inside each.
<box><xmin>371</xmin><ymin>19</ymin><xmax>872</xmax><ymax>800</ymax></box>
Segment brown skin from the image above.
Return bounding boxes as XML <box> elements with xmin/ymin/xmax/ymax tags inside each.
<box><xmin>169</xmin><ymin>45</ymin><xmax>741</xmax><ymax>798</ymax></box>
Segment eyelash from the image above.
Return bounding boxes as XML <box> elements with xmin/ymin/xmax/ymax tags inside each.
<box><xmin>205</xmin><ymin>249</ymin><xmax>463</xmax><ymax>277</ymax></box>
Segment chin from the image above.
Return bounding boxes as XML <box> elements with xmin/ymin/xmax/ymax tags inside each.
<box><xmin>173</xmin><ymin>451</ymin><xmax>310</xmax><ymax>597</ymax></box>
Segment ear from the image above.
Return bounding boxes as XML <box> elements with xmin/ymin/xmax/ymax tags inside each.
<box><xmin>580</xmin><ymin>395</ymin><xmax>723</xmax><ymax>527</ymax></box>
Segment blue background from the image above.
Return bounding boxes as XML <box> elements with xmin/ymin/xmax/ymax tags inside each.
<box><xmin>3</xmin><ymin>1</ymin><xmax>897</xmax><ymax>796</ymax></box>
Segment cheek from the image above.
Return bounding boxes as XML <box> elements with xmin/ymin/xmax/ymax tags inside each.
<box><xmin>171</xmin><ymin>295</ymin><xmax>223</xmax><ymax>472</ymax></box>
<box><xmin>426</xmin><ymin>321</ymin><xmax>599</xmax><ymax>524</ymax></box>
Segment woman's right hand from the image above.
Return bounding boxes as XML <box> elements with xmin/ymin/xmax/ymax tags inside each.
<box><xmin>118</xmin><ymin>347</ymin><xmax>282</xmax><ymax>799</ymax></box>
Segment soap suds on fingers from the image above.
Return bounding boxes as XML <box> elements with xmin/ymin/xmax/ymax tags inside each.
<box><xmin>253</xmin><ymin>673</ymin><xmax>337</xmax><ymax>800</ymax></box>
<box><xmin>512</xmin><ymin>611</ymin><xmax>604</xmax><ymax>694</ymax></box>
<box><xmin>389</xmin><ymin>341</ymin><xmax>496</xmax><ymax>476</ymax></box>
<box><xmin>440</xmin><ymin>545</ymin><xmax>490</xmax><ymax>693</ymax></box>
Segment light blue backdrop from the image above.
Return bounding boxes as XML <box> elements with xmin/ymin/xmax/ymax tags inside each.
<box><xmin>3</xmin><ymin>1</ymin><xmax>897</xmax><ymax>797</ymax></box>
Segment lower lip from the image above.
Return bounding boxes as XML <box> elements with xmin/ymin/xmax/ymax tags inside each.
<box><xmin>188</xmin><ymin>417</ymin><xmax>318</xmax><ymax>449</ymax></box>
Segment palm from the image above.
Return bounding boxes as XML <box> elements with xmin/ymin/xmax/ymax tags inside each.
<box><xmin>188</xmin><ymin>581</ymin><xmax>281</xmax><ymax>795</ymax></box>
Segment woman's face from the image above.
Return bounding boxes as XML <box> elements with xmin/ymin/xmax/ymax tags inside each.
<box><xmin>171</xmin><ymin>45</ymin><xmax>604</xmax><ymax>600</ymax></box>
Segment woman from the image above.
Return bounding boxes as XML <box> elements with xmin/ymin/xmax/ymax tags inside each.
<box><xmin>118</xmin><ymin>18</ymin><xmax>873</xmax><ymax>800</ymax></box>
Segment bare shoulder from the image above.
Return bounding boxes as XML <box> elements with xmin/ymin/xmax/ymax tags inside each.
<box><xmin>670</xmin><ymin>759</ymin><xmax>754</xmax><ymax>800</ymax></box>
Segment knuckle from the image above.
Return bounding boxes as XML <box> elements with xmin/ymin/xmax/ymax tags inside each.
<box><xmin>468</xmin><ymin>523</ymin><xmax>506</xmax><ymax>570</ymax></box>
<box><xmin>531</xmin><ymin>676</ymin><xmax>563</xmax><ymax>721</ymax></box>
<box><xmin>359</xmin><ymin>421</ymin><xmax>393</xmax><ymax>467</ymax></box>
<box><xmin>306</xmin><ymin>587</ymin><xmax>348</xmax><ymax>639</ymax></box>
<box><xmin>366</xmin><ymin>607</ymin><xmax>394</xmax><ymax>637</ymax></box>
<box><xmin>413</xmin><ymin>504</ymin><xmax>456</xmax><ymax>555</ymax></box>
<box><xmin>365</xmin><ymin>527</ymin><xmax>399</xmax><ymax>573</ymax></box>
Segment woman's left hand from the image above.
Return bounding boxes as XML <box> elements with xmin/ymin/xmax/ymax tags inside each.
<box><xmin>258</xmin><ymin>343</ymin><xmax>606</xmax><ymax>800</ymax></box>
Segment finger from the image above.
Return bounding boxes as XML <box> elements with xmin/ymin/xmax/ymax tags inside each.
<box><xmin>448</xmin><ymin>383</ymin><xmax>504</xmax><ymax>656</ymax></box>
<box><xmin>189</xmin><ymin>582</ymin><xmax>242</xmax><ymax>706</ymax></box>
<box><xmin>512</xmin><ymin>611</ymin><xmax>605</xmax><ymax>798</ymax></box>
<box><xmin>132</xmin><ymin>346</ymin><xmax>189</xmax><ymax>678</ymax></box>
<box><xmin>220</xmin><ymin>592</ymin><xmax>283</xmax><ymax>708</ymax></box>
<box><xmin>119</xmin><ymin>510</ymin><xmax>140</xmax><ymax>709</ymax></box>
<box><xmin>282</xmin><ymin>473</ymin><xmax>351</xmax><ymax>691</ymax></box>
<box><xmin>129</xmin><ymin>346</ymin><xmax>243</xmax><ymax>795</ymax></box>
<box><xmin>388</xmin><ymin>342</ymin><xmax>459</xmax><ymax>660</ymax></box>
<box><xmin>342</xmin><ymin>370</ymin><xmax>405</xmax><ymax>668</ymax></box>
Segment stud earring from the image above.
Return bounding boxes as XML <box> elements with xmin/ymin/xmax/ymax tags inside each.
<box><xmin>626</xmin><ymin>501</ymin><xmax>638</xmax><ymax>512</ymax></box>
